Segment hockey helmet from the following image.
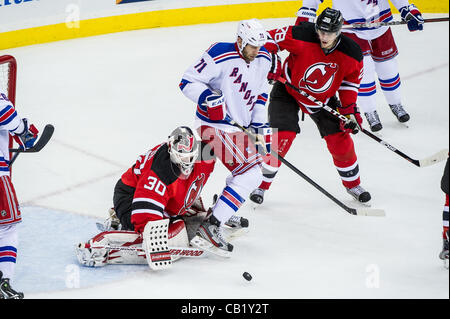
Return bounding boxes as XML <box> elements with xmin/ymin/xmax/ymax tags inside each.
<box><xmin>316</xmin><ymin>8</ymin><xmax>344</xmax><ymax>34</ymax></box>
<box><xmin>237</xmin><ymin>19</ymin><xmax>267</xmax><ymax>52</ymax></box>
<box><xmin>167</xmin><ymin>126</ymin><xmax>200</xmax><ymax>176</ymax></box>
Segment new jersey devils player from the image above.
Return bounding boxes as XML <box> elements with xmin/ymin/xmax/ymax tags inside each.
<box><xmin>250</xmin><ymin>8</ymin><xmax>372</xmax><ymax>205</ymax></box>
<box><xmin>76</xmin><ymin>126</ymin><xmax>217</xmax><ymax>268</ymax></box>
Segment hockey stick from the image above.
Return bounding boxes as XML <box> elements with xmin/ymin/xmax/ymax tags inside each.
<box><xmin>9</xmin><ymin>124</ymin><xmax>55</xmax><ymax>165</ymax></box>
<box><xmin>225</xmin><ymin>116</ymin><xmax>385</xmax><ymax>217</ymax></box>
<box><xmin>92</xmin><ymin>245</ymin><xmax>207</xmax><ymax>259</ymax></box>
<box><xmin>342</xmin><ymin>17</ymin><xmax>449</xmax><ymax>29</ymax></box>
<box><xmin>277</xmin><ymin>77</ymin><xmax>448</xmax><ymax>167</ymax></box>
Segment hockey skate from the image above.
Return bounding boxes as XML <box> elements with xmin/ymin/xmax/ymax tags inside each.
<box><xmin>0</xmin><ymin>271</ymin><xmax>24</xmax><ymax>299</ymax></box>
<box><xmin>249</xmin><ymin>188</ymin><xmax>265</xmax><ymax>204</ymax></box>
<box><xmin>439</xmin><ymin>230</ymin><xmax>449</xmax><ymax>269</ymax></box>
<box><xmin>364</xmin><ymin>111</ymin><xmax>383</xmax><ymax>132</ymax></box>
<box><xmin>389</xmin><ymin>104</ymin><xmax>410</xmax><ymax>123</ymax></box>
<box><xmin>346</xmin><ymin>185</ymin><xmax>371</xmax><ymax>204</ymax></box>
<box><xmin>191</xmin><ymin>215</ymin><xmax>233</xmax><ymax>257</ymax></box>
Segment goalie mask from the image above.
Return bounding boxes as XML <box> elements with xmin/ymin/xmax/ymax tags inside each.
<box><xmin>236</xmin><ymin>19</ymin><xmax>268</xmax><ymax>53</ymax></box>
<box><xmin>167</xmin><ymin>126</ymin><xmax>200</xmax><ymax>176</ymax></box>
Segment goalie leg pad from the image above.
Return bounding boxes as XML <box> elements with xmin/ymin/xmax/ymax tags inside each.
<box><xmin>143</xmin><ymin>219</ymin><xmax>172</xmax><ymax>270</ymax></box>
<box><xmin>76</xmin><ymin>231</ymin><xmax>145</xmax><ymax>266</ymax></box>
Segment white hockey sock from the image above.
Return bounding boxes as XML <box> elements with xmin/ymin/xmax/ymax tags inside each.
<box><xmin>0</xmin><ymin>224</ymin><xmax>18</xmax><ymax>280</ymax></box>
<box><xmin>375</xmin><ymin>58</ymin><xmax>402</xmax><ymax>106</ymax></box>
<box><xmin>213</xmin><ymin>165</ymin><xmax>262</xmax><ymax>224</ymax></box>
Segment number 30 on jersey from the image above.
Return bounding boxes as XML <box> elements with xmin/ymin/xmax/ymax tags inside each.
<box><xmin>144</xmin><ymin>176</ymin><xmax>167</xmax><ymax>196</ymax></box>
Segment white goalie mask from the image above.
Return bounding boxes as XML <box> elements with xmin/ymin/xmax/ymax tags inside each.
<box><xmin>167</xmin><ymin>126</ymin><xmax>200</xmax><ymax>176</ymax></box>
<box><xmin>236</xmin><ymin>19</ymin><xmax>268</xmax><ymax>53</ymax></box>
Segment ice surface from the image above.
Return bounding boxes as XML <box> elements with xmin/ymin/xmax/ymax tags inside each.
<box><xmin>0</xmin><ymin>16</ymin><xmax>448</xmax><ymax>299</ymax></box>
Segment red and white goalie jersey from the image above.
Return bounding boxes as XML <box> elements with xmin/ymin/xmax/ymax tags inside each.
<box><xmin>265</xmin><ymin>22</ymin><xmax>364</xmax><ymax>114</ymax></box>
<box><xmin>120</xmin><ymin>142</ymin><xmax>215</xmax><ymax>233</ymax></box>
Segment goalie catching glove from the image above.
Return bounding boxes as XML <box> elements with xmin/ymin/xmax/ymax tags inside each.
<box><xmin>11</xmin><ymin>118</ymin><xmax>39</xmax><ymax>150</ymax></box>
<box><xmin>338</xmin><ymin>103</ymin><xmax>363</xmax><ymax>135</ymax></box>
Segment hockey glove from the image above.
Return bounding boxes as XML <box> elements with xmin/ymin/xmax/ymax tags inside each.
<box><xmin>12</xmin><ymin>118</ymin><xmax>39</xmax><ymax>150</ymax></box>
<box><xmin>205</xmin><ymin>93</ymin><xmax>227</xmax><ymax>121</ymax></box>
<box><xmin>400</xmin><ymin>4</ymin><xmax>424</xmax><ymax>32</ymax></box>
<box><xmin>250</xmin><ymin>123</ymin><xmax>272</xmax><ymax>155</ymax></box>
<box><xmin>295</xmin><ymin>7</ymin><xmax>317</xmax><ymax>25</ymax></box>
<box><xmin>338</xmin><ymin>103</ymin><xmax>363</xmax><ymax>135</ymax></box>
<box><xmin>268</xmin><ymin>53</ymin><xmax>282</xmax><ymax>85</ymax></box>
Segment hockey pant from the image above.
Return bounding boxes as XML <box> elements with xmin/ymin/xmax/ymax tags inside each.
<box><xmin>345</xmin><ymin>29</ymin><xmax>402</xmax><ymax>114</ymax></box>
<box><xmin>198</xmin><ymin>126</ymin><xmax>263</xmax><ymax>224</ymax></box>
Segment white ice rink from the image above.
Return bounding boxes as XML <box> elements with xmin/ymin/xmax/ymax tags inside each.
<box><xmin>0</xmin><ymin>16</ymin><xmax>448</xmax><ymax>299</ymax></box>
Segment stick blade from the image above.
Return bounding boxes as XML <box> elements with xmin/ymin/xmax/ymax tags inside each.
<box><xmin>419</xmin><ymin>149</ymin><xmax>449</xmax><ymax>167</ymax></box>
<box><xmin>354</xmin><ymin>208</ymin><xmax>386</xmax><ymax>217</ymax></box>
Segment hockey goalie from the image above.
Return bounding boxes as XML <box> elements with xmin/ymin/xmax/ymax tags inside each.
<box><xmin>76</xmin><ymin>126</ymin><xmax>248</xmax><ymax>270</ymax></box>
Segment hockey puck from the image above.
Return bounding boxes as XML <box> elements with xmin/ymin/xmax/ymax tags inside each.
<box><xmin>243</xmin><ymin>272</ymin><xmax>252</xmax><ymax>281</ymax></box>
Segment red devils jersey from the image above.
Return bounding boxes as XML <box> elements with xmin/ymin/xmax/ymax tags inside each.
<box><xmin>266</xmin><ymin>22</ymin><xmax>363</xmax><ymax>114</ymax></box>
<box><xmin>121</xmin><ymin>143</ymin><xmax>215</xmax><ymax>233</ymax></box>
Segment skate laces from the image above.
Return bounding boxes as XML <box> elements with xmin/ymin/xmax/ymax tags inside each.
<box><xmin>365</xmin><ymin>111</ymin><xmax>381</xmax><ymax>125</ymax></box>
<box><xmin>347</xmin><ymin>185</ymin><xmax>366</xmax><ymax>196</ymax></box>
<box><xmin>390</xmin><ymin>104</ymin><xmax>407</xmax><ymax>117</ymax></box>
<box><xmin>226</xmin><ymin>215</ymin><xmax>241</xmax><ymax>227</ymax></box>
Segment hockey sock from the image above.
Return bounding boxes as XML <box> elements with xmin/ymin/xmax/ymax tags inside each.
<box><xmin>324</xmin><ymin>132</ymin><xmax>360</xmax><ymax>189</ymax></box>
<box><xmin>375</xmin><ymin>58</ymin><xmax>402</xmax><ymax>106</ymax></box>
<box><xmin>357</xmin><ymin>55</ymin><xmax>377</xmax><ymax>114</ymax></box>
<box><xmin>444</xmin><ymin>194</ymin><xmax>449</xmax><ymax>239</ymax></box>
<box><xmin>215</xmin><ymin>165</ymin><xmax>263</xmax><ymax>223</ymax></box>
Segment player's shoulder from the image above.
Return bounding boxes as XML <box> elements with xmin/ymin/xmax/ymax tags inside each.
<box><xmin>256</xmin><ymin>46</ymin><xmax>271</xmax><ymax>63</ymax></box>
<box><xmin>150</xmin><ymin>143</ymin><xmax>180</xmax><ymax>186</ymax></box>
<box><xmin>206</xmin><ymin>42</ymin><xmax>240</xmax><ymax>62</ymax></box>
<box><xmin>291</xmin><ymin>22</ymin><xmax>318</xmax><ymax>43</ymax></box>
<box><xmin>337</xmin><ymin>34</ymin><xmax>364</xmax><ymax>63</ymax></box>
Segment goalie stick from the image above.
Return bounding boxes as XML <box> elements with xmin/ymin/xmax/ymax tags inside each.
<box><xmin>277</xmin><ymin>77</ymin><xmax>448</xmax><ymax>168</ymax></box>
<box><xmin>92</xmin><ymin>244</ymin><xmax>207</xmax><ymax>259</ymax></box>
<box><xmin>342</xmin><ymin>17</ymin><xmax>449</xmax><ymax>29</ymax></box>
<box><xmin>225</xmin><ymin>116</ymin><xmax>385</xmax><ymax>217</ymax></box>
<box><xmin>9</xmin><ymin>124</ymin><xmax>55</xmax><ymax>165</ymax></box>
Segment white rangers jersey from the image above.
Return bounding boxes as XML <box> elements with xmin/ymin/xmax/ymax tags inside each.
<box><xmin>180</xmin><ymin>42</ymin><xmax>272</xmax><ymax>133</ymax></box>
<box><xmin>300</xmin><ymin>0</ymin><xmax>411</xmax><ymax>40</ymax></box>
<box><xmin>0</xmin><ymin>91</ymin><xmax>23</xmax><ymax>177</ymax></box>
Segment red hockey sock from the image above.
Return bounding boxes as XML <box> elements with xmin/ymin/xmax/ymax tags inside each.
<box><xmin>324</xmin><ymin>132</ymin><xmax>360</xmax><ymax>189</ymax></box>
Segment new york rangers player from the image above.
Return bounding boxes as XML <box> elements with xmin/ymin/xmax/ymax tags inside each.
<box><xmin>296</xmin><ymin>0</ymin><xmax>424</xmax><ymax>132</ymax></box>
<box><xmin>179</xmin><ymin>19</ymin><xmax>273</xmax><ymax>255</ymax></box>
<box><xmin>0</xmin><ymin>90</ymin><xmax>38</xmax><ymax>299</ymax></box>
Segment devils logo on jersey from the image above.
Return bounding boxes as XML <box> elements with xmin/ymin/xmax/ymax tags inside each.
<box><xmin>180</xmin><ymin>173</ymin><xmax>205</xmax><ymax>214</ymax></box>
<box><xmin>299</xmin><ymin>62</ymin><xmax>339</xmax><ymax>93</ymax></box>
